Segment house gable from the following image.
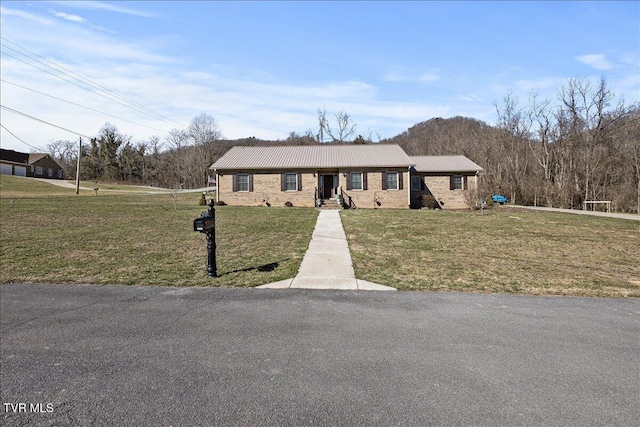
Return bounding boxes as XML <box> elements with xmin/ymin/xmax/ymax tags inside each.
<box><xmin>0</xmin><ymin>149</ymin><xmax>65</xmax><ymax>179</ymax></box>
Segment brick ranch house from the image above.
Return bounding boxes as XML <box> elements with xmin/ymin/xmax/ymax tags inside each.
<box><xmin>0</xmin><ymin>149</ymin><xmax>65</xmax><ymax>179</ymax></box>
<box><xmin>210</xmin><ymin>144</ymin><xmax>483</xmax><ymax>209</ymax></box>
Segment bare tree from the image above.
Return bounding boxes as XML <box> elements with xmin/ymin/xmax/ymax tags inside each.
<box><xmin>316</xmin><ymin>109</ymin><xmax>357</xmax><ymax>143</ymax></box>
<box><xmin>46</xmin><ymin>139</ymin><xmax>78</xmax><ymax>177</ymax></box>
<box><xmin>493</xmin><ymin>92</ymin><xmax>532</xmax><ymax>204</ymax></box>
<box><xmin>188</xmin><ymin>112</ymin><xmax>222</xmax><ymax>146</ymax></box>
<box><xmin>555</xmin><ymin>77</ymin><xmax>634</xmax><ymax>208</ymax></box>
<box><xmin>528</xmin><ymin>94</ymin><xmax>556</xmax><ymax>206</ymax></box>
<box><xmin>331</xmin><ymin>110</ymin><xmax>357</xmax><ymax>143</ymax></box>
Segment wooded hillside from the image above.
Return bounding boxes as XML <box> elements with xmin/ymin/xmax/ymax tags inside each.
<box><xmin>45</xmin><ymin>78</ymin><xmax>639</xmax><ymax>213</ymax></box>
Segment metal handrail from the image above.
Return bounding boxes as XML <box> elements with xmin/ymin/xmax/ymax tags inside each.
<box><xmin>340</xmin><ymin>187</ymin><xmax>355</xmax><ymax>209</ymax></box>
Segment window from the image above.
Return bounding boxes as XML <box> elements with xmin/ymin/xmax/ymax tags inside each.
<box><xmin>281</xmin><ymin>173</ymin><xmax>301</xmax><ymax>191</ymax></box>
<box><xmin>58</xmin><ymin>170</ymin><xmax>63</xmax><ymax>178</ymax></box>
<box><xmin>350</xmin><ymin>172</ymin><xmax>363</xmax><ymax>190</ymax></box>
<box><xmin>386</xmin><ymin>172</ymin><xmax>398</xmax><ymax>190</ymax></box>
<box><xmin>285</xmin><ymin>173</ymin><xmax>297</xmax><ymax>191</ymax></box>
<box><xmin>411</xmin><ymin>176</ymin><xmax>422</xmax><ymax>191</ymax></box>
<box><xmin>35</xmin><ymin>166</ymin><xmax>43</xmax><ymax>175</ymax></box>
<box><xmin>452</xmin><ymin>175</ymin><xmax>464</xmax><ymax>190</ymax></box>
<box><xmin>48</xmin><ymin>168</ymin><xmax>53</xmax><ymax>177</ymax></box>
<box><xmin>237</xmin><ymin>174</ymin><xmax>250</xmax><ymax>192</ymax></box>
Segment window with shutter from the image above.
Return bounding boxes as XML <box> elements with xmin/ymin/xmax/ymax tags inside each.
<box><xmin>350</xmin><ymin>172</ymin><xmax>363</xmax><ymax>190</ymax></box>
<box><xmin>237</xmin><ymin>174</ymin><xmax>250</xmax><ymax>192</ymax></box>
<box><xmin>385</xmin><ymin>172</ymin><xmax>398</xmax><ymax>190</ymax></box>
<box><xmin>451</xmin><ymin>175</ymin><xmax>464</xmax><ymax>190</ymax></box>
<box><xmin>285</xmin><ymin>173</ymin><xmax>297</xmax><ymax>191</ymax></box>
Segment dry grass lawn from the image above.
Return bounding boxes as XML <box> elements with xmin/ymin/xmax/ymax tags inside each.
<box><xmin>0</xmin><ymin>175</ymin><xmax>318</xmax><ymax>287</ymax></box>
<box><xmin>3</xmin><ymin>175</ymin><xmax>639</xmax><ymax>296</ymax></box>
<box><xmin>341</xmin><ymin>208</ymin><xmax>640</xmax><ymax>297</ymax></box>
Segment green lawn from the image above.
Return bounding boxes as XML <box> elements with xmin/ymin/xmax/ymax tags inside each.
<box><xmin>341</xmin><ymin>208</ymin><xmax>640</xmax><ymax>297</ymax></box>
<box><xmin>0</xmin><ymin>175</ymin><xmax>318</xmax><ymax>287</ymax></box>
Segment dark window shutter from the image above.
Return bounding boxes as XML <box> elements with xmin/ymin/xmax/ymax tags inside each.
<box><xmin>249</xmin><ymin>174</ymin><xmax>254</xmax><ymax>192</ymax></box>
<box><xmin>363</xmin><ymin>172</ymin><xmax>368</xmax><ymax>190</ymax></box>
<box><xmin>281</xmin><ymin>173</ymin><xmax>286</xmax><ymax>191</ymax></box>
<box><xmin>381</xmin><ymin>172</ymin><xmax>387</xmax><ymax>190</ymax></box>
<box><xmin>450</xmin><ymin>176</ymin><xmax>454</xmax><ymax>191</ymax></box>
<box><xmin>463</xmin><ymin>176</ymin><xmax>468</xmax><ymax>190</ymax></box>
<box><xmin>297</xmin><ymin>173</ymin><xmax>302</xmax><ymax>191</ymax></box>
<box><xmin>346</xmin><ymin>172</ymin><xmax>352</xmax><ymax>190</ymax></box>
<box><xmin>232</xmin><ymin>174</ymin><xmax>238</xmax><ymax>192</ymax></box>
<box><xmin>399</xmin><ymin>172</ymin><xmax>403</xmax><ymax>190</ymax></box>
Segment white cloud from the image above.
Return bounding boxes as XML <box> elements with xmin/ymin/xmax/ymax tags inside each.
<box><xmin>50</xmin><ymin>1</ymin><xmax>159</xmax><ymax>18</ymax></box>
<box><xmin>576</xmin><ymin>54</ymin><xmax>614</xmax><ymax>71</ymax></box>
<box><xmin>51</xmin><ymin>11</ymin><xmax>86</xmax><ymax>23</ymax></box>
<box><xmin>0</xmin><ymin>6</ymin><xmax>54</xmax><ymax>25</ymax></box>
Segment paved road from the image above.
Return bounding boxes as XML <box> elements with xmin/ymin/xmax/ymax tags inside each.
<box><xmin>1</xmin><ymin>284</ymin><xmax>638</xmax><ymax>426</ymax></box>
<box><xmin>32</xmin><ymin>177</ymin><xmax>216</xmax><ymax>194</ymax></box>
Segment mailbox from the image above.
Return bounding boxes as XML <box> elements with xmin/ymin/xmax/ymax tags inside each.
<box><xmin>193</xmin><ymin>199</ymin><xmax>217</xmax><ymax>277</ymax></box>
<box><xmin>194</xmin><ymin>214</ymin><xmax>215</xmax><ymax>232</ymax></box>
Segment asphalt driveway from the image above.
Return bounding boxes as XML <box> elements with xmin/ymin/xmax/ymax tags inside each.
<box><xmin>1</xmin><ymin>284</ymin><xmax>638</xmax><ymax>426</ymax></box>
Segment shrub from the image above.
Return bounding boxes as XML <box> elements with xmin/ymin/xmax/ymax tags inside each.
<box><xmin>284</xmin><ymin>201</ymin><xmax>293</xmax><ymax>207</ymax></box>
<box><xmin>421</xmin><ymin>194</ymin><xmax>441</xmax><ymax>210</ymax></box>
<box><xmin>198</xmin><ymin>192</ymin><xmax>207</xmax><ymax>206</ymax></box>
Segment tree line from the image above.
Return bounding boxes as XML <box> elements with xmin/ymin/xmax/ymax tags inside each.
<box><xmin>389</xmin><ymin>77</ymin><xmax>639</xmax><ymax>213</ymax></box>
<box><xmin>46</xmin><ymin>77</ymin><xmax>639</xmax><ymax>213</ymax></box>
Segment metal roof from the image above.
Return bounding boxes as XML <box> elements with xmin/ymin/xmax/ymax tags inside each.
<box><xmin>211</xmin><ymin>144</ymin><xmax>415</xmax><ymax>170</ymax></box>
<box><xmin>410</xmin><ymin>155</ymin><xmax>484</xmax><ymax>173</ymax></box>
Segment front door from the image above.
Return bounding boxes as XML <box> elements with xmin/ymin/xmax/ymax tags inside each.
<box><xmin>322</xmin><ymin>175</ymin><xmax>333</xmax><ymax>199</ymax></box>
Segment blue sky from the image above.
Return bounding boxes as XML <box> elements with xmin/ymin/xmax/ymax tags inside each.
<box><xmin>1</xmin><ymin>1</ymin><xmax>638</xmax><ymax>152</ymax></box>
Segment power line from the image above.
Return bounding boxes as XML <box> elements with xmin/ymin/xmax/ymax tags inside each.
<box><xmin>2</xmin><ymin>50</ymin><xmax>183</xmax><ymax>130</ymax></box>
<box><xmin>0</xmin><ymin>124</ymin><xmax>47</xmax><ymax>152</ymax></box>
<box><xmin>1</xmin><ymin>37</ymin><xmax>187</xmax><ymax>129</ymax></box>
<box><xmin>1</xmin><ymin>79</ymin><xmax>166</xmax><ymax>132</ymax></box>
<box><xmin>1</xmin><ymin>105</ymin><xmax>92</xmax><ymax>139</ymax></box>
<box><xmin>1</xmin><ymin>38</ymin><xmax>187</xmax><ymax>128</ymax></box>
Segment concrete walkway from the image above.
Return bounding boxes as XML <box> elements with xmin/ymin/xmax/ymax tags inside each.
<box><xmin>258</xmin><ymin>210</ymin><xmax>395</xmax><ymax>291</ymax></box>
<box><xmin>511</xmin><ymin>205</ymin><xmax>640</xmax><ymax>221</ymax></box>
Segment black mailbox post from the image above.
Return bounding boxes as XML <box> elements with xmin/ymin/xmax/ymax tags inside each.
<box><xmin>193</xmin><ymin>199</ymin><xmax>217</xmax><ymax>277</ymax></box>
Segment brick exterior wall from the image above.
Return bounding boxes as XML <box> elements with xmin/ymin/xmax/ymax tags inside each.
<box><xmin>217</xmin><ymin>172</ymin><xmax>317</xmax><ymax>207</ymax></box>
<box><xmin>339</xmin><ymin>170</ymin><xmax>410</xmax><ymax>209</ymax></box>
<box><xmin>411</xmin><ymin>173</ymin><xmax>478</xmax><ymax>210</ymax></box>
<box><xmin>31</xmin><ymin>157</ymin><xmax>64</xmax><ymax>179</ymax></box>
<box><xmin>217</xmin><ymin>169</ymin><xmax>411</xmax><ymax>209</ymax></box>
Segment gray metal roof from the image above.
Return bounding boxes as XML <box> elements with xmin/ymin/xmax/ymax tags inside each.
<box><xmin>211</xmin><ymin>144</ymin><xmax>415</xmax><ymax>170</ymax></box>
<box><xmin>410</xmin><ymin>155</ymin><xmax>484</xmax><ymax>173</ymax></box>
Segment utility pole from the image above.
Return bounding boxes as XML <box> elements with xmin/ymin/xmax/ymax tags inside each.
<box><xmin>75</xmin><ymin>137</ymin><xmax>82</xmax><ymax>195</ymax></box>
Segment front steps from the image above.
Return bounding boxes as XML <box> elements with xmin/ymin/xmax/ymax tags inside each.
<box><xmin>317</xmin><ymin>198</ymin><xmax>343</xmax><ymax>210</ymax></box>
